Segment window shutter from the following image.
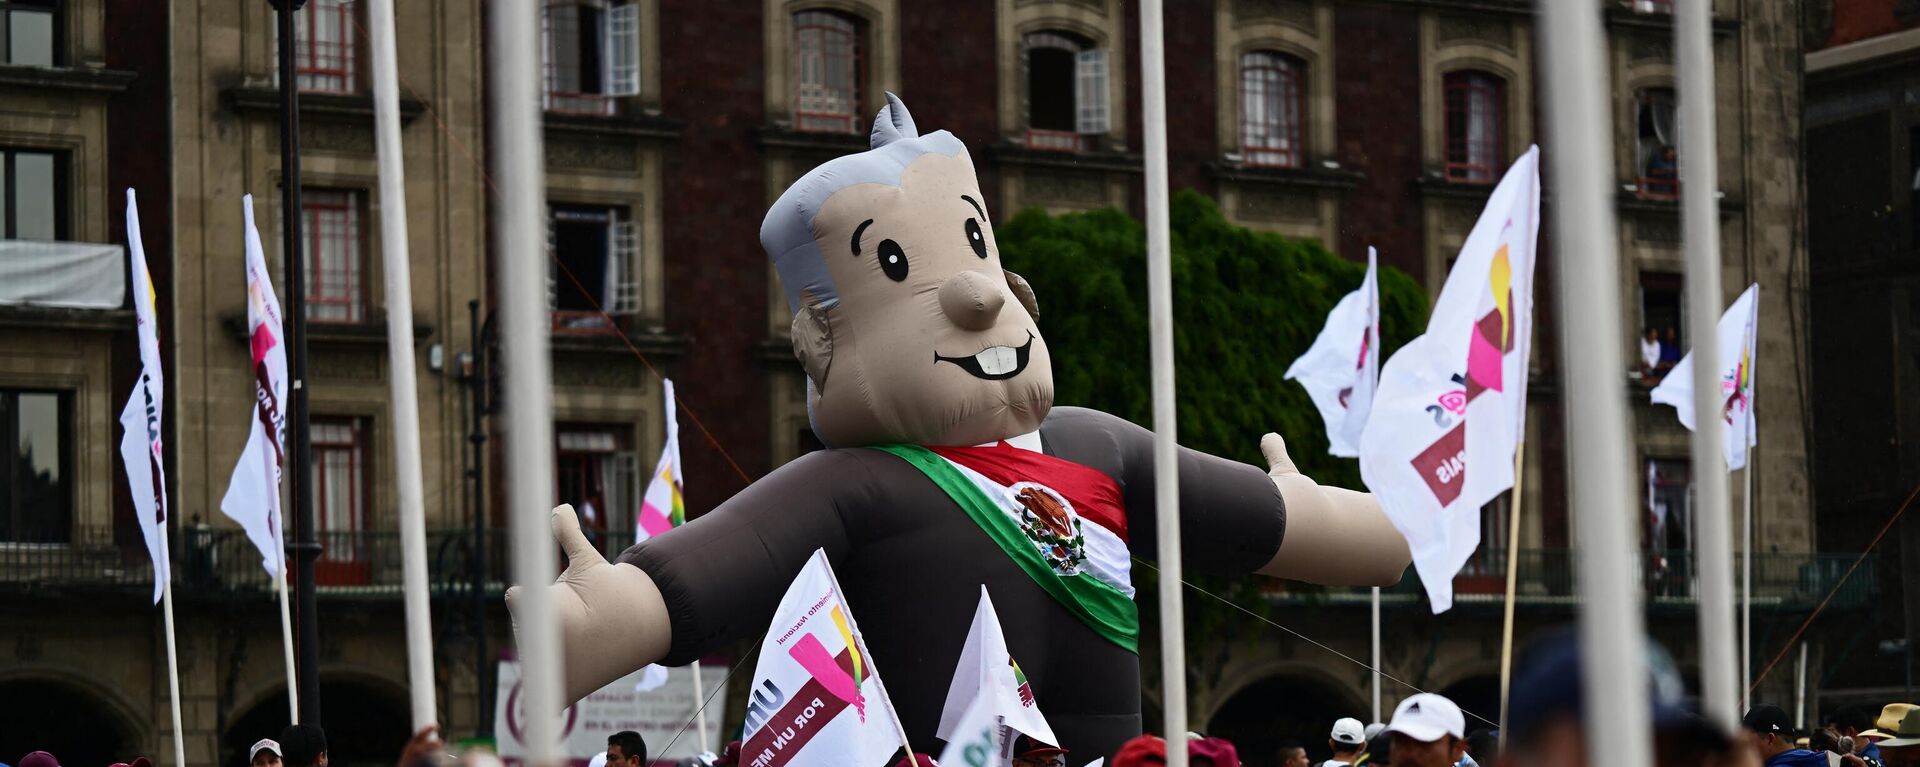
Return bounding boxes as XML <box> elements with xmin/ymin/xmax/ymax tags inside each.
<box><xmin>1076</xmin><ymin>48</ymin><xmax>1109</xmax><ymax>135</ymax></box>
<box><xmin>606</xmin><ymin>2</ymin><xmax>641</xmax><ymax>97</ymax></box>
<box><xmin>610</xmin><ymin>216</ymin><xmax>641</xmax><ymax>315</ymax></box>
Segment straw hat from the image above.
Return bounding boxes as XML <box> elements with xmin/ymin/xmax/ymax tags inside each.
<box><xmin>1878</xmin><ymin>704</ymin><xmax>1920</xmax><ymax>747</ymax></box>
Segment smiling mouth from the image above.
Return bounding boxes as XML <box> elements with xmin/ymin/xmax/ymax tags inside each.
<box><xmin>935</xmin><ymin>332</ymin><xmax>1034</xmax><ymax>381</ymax></box>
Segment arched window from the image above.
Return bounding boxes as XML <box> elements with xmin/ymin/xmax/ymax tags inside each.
<box><xmin>792</xmin><ymin>10</ymin><xmax>862</xmax><ymax>134</ymax></box>
<box><xmin>1443</xmin><ymin>70</ymin><xmax>1505</xmax><ymax>182</ymax></box>
<box><xmin>1240</xmin><ymin>50</ymin><xmax>1305</xmax><ymax>168</ymax></box>
<box><xmin>1023</xmin><ymin>30</ymin><xmax>1106</xmax><ymax>152</ymax></box>
<box><xmin>1637</xmin><ymin>87</ymin><xmax>1678</xmax><ymax>199</ymax></box>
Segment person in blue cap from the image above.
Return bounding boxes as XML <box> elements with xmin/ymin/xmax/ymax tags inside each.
<box><xmin>1744</xmin><ymin>704</ymin><xmax>1827</xmax><ymax>767</ymax></box>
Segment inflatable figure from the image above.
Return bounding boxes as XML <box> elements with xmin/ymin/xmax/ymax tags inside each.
<box><xmin>509</xmin><ymin>95</ymin><xmax>1411</xmax><ymax>758</ymax></box>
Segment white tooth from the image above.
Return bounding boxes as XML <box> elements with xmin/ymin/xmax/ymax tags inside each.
<box><xmin>975</xmin><ymin>346</ymin><xmax>1016</xmax><ymax>375</ymax></box>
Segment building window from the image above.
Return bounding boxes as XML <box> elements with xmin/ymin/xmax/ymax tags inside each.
<box><xmin>547</xmin><ymin>204</ymin><xmax>639</xmax><ymax>333</ymax></box>
<box><xmin>1</xmin><ymin>147</ymin><xmax>65</xmax><ymax>241</ymax></box>
<box><xmin>556</xmin><ymin>425</ymin><xmax>634</xmax><ymax>552</ymax></box>
<box><xmin>1443</xmin><ymin>70</ymin><xmax>1504</xmax><ymax>183</ymax></box>
<box><xmin>1023</xmin><ymin>31</ymin><xmax>1107</xmax><ymax>152</ymax></box>
<box><xmin>1646</xmin><ymin>458</ymin><xmax>1693</xmax><ymax>595</ymax></box>
<box><xmin>312</xmin><ymin>418</ymin><xmax>369</xmax><ymax>581</ymax></box>
<box><xmin>543</xmin><ymin>0</ymin><xmax>640</xmax><ymax>116</ymax></box>
<box><xmin>792</xmin><ymin>10</ymin><xmax>861</xmax><ymax>134</ymax></box>
<box><xmin>1</xmin><ymin>0</ymin><xmax>56</xmax><ymax>67</ymax></box>
<box><xmin>1637</xmin><ymin>88</ymin><xmax>1678</xmax><ymax>199</ymax></box>
<box><xmin>302</xmin><ymin>189</ymin><xmax>365</xmax><ymax>324</ymax></box>
<box><xmin>1239</xmin><ymin>50</ymin><xmax>1305</xmax><ymax>168</ymax></box>
<box><xmin>1</xmin><ymin>389</ymin><xmax>70</xmax><ymax>544</ymax></box>
<box><xmin>295</xmin><ymin>0</ymin><xmax>357</xmax><ymax>93</ymax></box>
<box><xmin>1638</xmin><ymin>271</ymin><xmax>1683</xmax><ymax>382</ymax></box>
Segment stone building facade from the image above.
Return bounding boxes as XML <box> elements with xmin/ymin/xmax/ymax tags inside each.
<box><xmin>0</xmin><ymin>0</ymin><xmax>1830</xmax><ymax>765</ymax></box>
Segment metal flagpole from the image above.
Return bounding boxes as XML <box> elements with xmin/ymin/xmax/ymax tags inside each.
<box><xmin>277</xmin><ymin>568</ymin><xmax>300</xmax><ymax>718</ymax></box>
<box><xmin>491</xmin><ymin>0</ymin><xmax>563</xmax><ymax>762</ymax></box>
<box><xmin>1742</xmin><ymin>462</ymin><xmax>1754</xmax><ymax>711</ymax></box>
<box><xmin>1537</xmin><ymin>3</ymin><xmax>1654</xmax><ymax>767</ymax></box>
<box><xmin>1794</xmin><ymin>641</ymin><xmax>1807</xmax><ymax>729</ymax></box>
<box><xmin>1141</xmin><ymin>3</ymin><xmax>1186</xmax><ymax>765</ymax></box>
<box><xmin>1676</xmin><ymin>0</ymin><xmax>1740</xmax><ymax>731</ymax></box>
<box><xmin>159</xmin><ymin>535</ymin><xmax>187</xmax><ymax>767</ymax></box>
<box><xmin>368</xmin><ymin>0</ymin><xmax>438</xmax><ymax>731</ymax></box>
<box><xmin>1370</xmin><ymin>587</ymin><xmax>1381</xmax><ymax>724</ymax></box>
<box><xmin>1496</xmin><ymin>448</ymin><xmax>1526</xmax><ymax>749</ymax></box>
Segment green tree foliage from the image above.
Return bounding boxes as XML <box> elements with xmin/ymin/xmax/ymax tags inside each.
<box><xmin>996</xmin><ymin>190</ymin><xmax>1427</xmax><ymax>489</ymax></box>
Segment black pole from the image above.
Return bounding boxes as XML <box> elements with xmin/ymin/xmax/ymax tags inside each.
<box><xmin>272</xmin><ymin>0</ymin><xmax>323</xmax><ymax>726</ymax></box>
<box><xmin>467</xmin><ymin>299</ymin><xmax>492</xmax><ymax>736</ymax></box>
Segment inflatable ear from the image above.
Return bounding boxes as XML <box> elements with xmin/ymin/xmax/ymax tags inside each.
<box><xmin>870</xmin><ymin>91</ymin><xmax>919</xmax><ymax>148</ymax></box>
<box><xmin>1005</xmin><ymin>269</ymin><xmax>1040</xmax><ymax>320</ymax></box>
<box><xmin>791</xmin><ymin>302</ymin><xmax>833</xmax><ymax>388</ymax></box>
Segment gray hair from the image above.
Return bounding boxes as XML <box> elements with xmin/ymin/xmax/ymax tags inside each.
<box><xmin>760</xmin><ymin>92</ymin><xmax>969</xmax><ymax>315</ymax></box>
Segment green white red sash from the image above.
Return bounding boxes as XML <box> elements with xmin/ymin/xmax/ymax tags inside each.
<box><xmin>871</xmin><ymin>443</ymin><xmax>1139</xmax><ymax>652</ymax></box>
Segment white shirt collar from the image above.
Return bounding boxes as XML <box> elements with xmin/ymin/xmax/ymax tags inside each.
<box><xmin>977</xmin><ymin>430</ymin><xmax>1043</xmax><ymax>452</ymax></box>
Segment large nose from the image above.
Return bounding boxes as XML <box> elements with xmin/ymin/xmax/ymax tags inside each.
<box><xmin>938</xmin><ymin>270</ymin><xmax>1007</xmax><ymax>331</ymax></box>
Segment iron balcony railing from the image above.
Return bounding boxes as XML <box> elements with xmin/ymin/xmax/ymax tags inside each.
<box><xmin>0</xmin><ymin>528</ymin><xmax>1878</xmax><ymax>610</ymax></box>
<box><xmin>1260</xmin><ymin>548</ymin><xmax>1880</xmax><ymax>611</ymax></box>
<box><xmin>0</xmin><ymin>526</ymin><xmax>650</xmax><ymax>599</ymax></box>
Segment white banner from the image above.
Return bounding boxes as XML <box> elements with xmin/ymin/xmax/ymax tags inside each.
<box><xmin>1649</xmin><ymin>283</ymin><xmax>1759</xmax><ymax>470</ymax></box>
<box><xmin>1359</xmin><ymin>147</ymin><xmax>1541</xmax><ymax>613</ymax></box>
<box><xmin>739</xmin><ymin>549</ymin><xmax>906</xmax><ymax>767</ymax></box>
<box><xmin>1285</xmin><ymin>247</ymin><xmax>1380</xmax><ymax>457</ymax></box>
<box><xmin>220</xmin><ymin>195</ymin><xmax>291</xmax><ymax>576</ymax></box>
<box><xmin>937</xmin><ymin>587</ymin><xmax>1056</xmax><ymax>755</ymax></box>
<box><xmin>117</xmin><ymin>188</ymin><xmax>171</xmax><ymax>604</ymax></box>
<box><xmin>495</xmin><ymin>659</ymin><xmax>727</xmax><ymax>766</ymax></box>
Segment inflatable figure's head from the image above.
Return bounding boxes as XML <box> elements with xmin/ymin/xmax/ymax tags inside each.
<box><xmin>762</xmin><ymin>94</ymin><xmax>1052</xmax><ymax>447</ymax></box>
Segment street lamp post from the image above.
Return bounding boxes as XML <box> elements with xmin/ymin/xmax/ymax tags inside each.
<box><xmin>269</xmin><ymin>0</ymin><xmax>323</xmax><ymax>726</ymax></box>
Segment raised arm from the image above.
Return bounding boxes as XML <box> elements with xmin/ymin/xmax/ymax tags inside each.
<box><xmin>1257</xmin><ymin>432</ymin><xmax>1410</xmax><ymax>585</ymax></box>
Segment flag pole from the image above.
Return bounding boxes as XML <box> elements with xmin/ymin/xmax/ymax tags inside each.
<box><xmin>1675</xmin><ymin>0</ymin><xmax>1739</xmax><ymax>731</ymax></box>
<box><xmin>159</xmin><ymin>535</ymin><xmax>188</xmax><ymax>767</ymax></box>
<box><xmin>1495</xmin><ymin>443</ymin><xmax>1526</xmax><ymax>749</ymax></box>
<box><xmin>491</xmin><ymin>0</ymin><xmax>563</xmax><ymax>761</ymax></box>
<box><xmin>1140</xmin><ymin>1</ymin><xmax>1187</xmax><ymax>765</ymax></box>
<box><xmin>690</xmin><ymin>662</ymin><xmax>709</xmax><ymax>750</ymax></box>
<box><xmin>278</xmin><ymin>567</ymin><xmax>300</xmax><ymax>718</ymax></box>
<box><xmin>367</xmin><ymin>0</ymin><xmax>438</xmax><ymax>732</ymax></box>
<box><xmin>1742</xmin><ymin>461</ymin><xmax>1754</xmax><ymax>711</ymax></box>
<box><xmin>1538</xmin><ymin>2</ymin><xmax>1655</xmax><ymax>767</ymax></box>
<box><xmin>1370</xmin><ymin>586</ymin><xmax>1381</xmax><ymax>723</ymax></box>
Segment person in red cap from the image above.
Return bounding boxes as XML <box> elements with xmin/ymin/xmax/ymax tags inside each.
<box><xmin>16</xmin><ymin>752</ymin><xmax>58</xmax><ymax>767</ymax></box>
<box><xmin>1112</xmin><ymin>735</ymin><xmax>1166</xmax><ymax>767</ymax></box>
<box><xmin>711</xmin><ymin>741</ymin><xmax>743</xmax><ymax>767</ymax></box>
<box><xmin>1014</xmin><ymin>733</ymin><xmax>1069</xmax><ymax>767</ymax></box>
<box><xmin>890</xmin><ymin>753</ymin><xmax>939</xmax><ymax>767</ymax></box>
<box><xmin>108</xmin><ymin>758</ymin><xmax>153</xmax><ymax>767</ymax></box>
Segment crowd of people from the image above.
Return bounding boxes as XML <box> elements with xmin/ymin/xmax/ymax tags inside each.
<box><xmin>9</xmin><ymin>630</ymin><xmax>1920</xmax><ymax>767</ymax></box>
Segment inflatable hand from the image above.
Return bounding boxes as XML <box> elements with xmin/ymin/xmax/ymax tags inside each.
<box><xmin>1257</xmin><ymin>433</ymin><xmax>1412</xmax><ymax>585</ymax></box>
<box><xmin>504</xmin><ymin>504</ymin><xmax>672</xmax><ymax>704</ymax></box>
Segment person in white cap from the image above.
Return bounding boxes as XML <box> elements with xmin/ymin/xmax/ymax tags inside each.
<box><xmin>1320</xmin><ymin>717</ymin><xmax>1367</xmax><ymax>767</ymax></box>
<box><xmin>587</xmin><ymin>753</ymin><xmax>608</xmax><ymax>767</ymax></box>
<box><xmin>248</xmin><ymin>738</ymin><xmax>283</xmax><ymax>767</ymax></box>
<box><xmin>1387</xmin><ymin>693</ymin><xmax>1468</xmax><ymax>767</ymax></box>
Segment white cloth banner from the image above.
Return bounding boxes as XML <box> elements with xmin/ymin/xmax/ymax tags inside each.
<box><xmin>1285</xmin><ymin>247</ymin><xmax>1380</xmax><ymax>457</ymax></box>
<box><xmin>1359</xmin><ymin>147</ymin><xmax>1540</xmax><ymax>613</ymax></box>
<box><xmin>117</xmin><ymin>189</ymin><xmax>171</xmax><ymax>604</ymax></box>
<box><xmin>494</xmin><ymin>659</ymin><xmax>728</xmax><ymax>766</ymax></box>
<box><xmin>1649</xmin><ymin>283</ymin><xmax>1759</xmax><ymax>470</ymax></box>
<box><xmin>936</xmin><ymin>691</ymin><xmax>1009</xmax><ymax>767</ymax></box>
<box><xmin>740</xmin><ymin>549</ymin><xmax>906</xmax><ymax>767</ymax></box>
<box><xmin>638</xmin><ymin>378</ymin><xmax>682</xmax><ymax>537</ymax></box>
<box><xmin>937</xmin><ymin>586</ymin><xmax>1058</xmax><ymax>750</ymax></box>
<box><xmin>0</xmin><ymin>240</ymin><xmax>127</xmax><ymax>309</ymax></box>
<box><xmin>220</xmin><ymin>195</ymin><xmax>291</xmax><ymax>576</ymax></box>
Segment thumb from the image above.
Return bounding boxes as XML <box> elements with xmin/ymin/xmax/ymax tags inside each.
<box><xmin>1260</xmin><ymin>433</ymin><xmax>1299</xmax><ymax>476</ymax></box>
<box><xmin>551</xmin><ymin>504</ymin><xmax>602</xmax><ymax>570</ymax></box>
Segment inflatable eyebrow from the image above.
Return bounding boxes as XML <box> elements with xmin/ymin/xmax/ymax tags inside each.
<box><xmin>509</xmin><ymin>94</ymin><xmax>1412</xmax><ymax>759</ymax></box>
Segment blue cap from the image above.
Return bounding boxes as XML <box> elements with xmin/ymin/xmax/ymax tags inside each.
<box><xmin>1506</xmin><ymin>626</ymin><xmax>1715</xmax><ymax>742</ymax></box>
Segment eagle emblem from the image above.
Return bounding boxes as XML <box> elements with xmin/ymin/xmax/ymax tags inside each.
<box><xmin>1008</xmin><ymin>481</ymin><xmax>1087</xmax><ymax>576</ymax></box>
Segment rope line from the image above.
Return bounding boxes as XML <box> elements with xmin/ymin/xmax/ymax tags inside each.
<box><xmin>655</xmin><ymin>653</ymin><xmax>758</xmax><ymax>757</ymax></box>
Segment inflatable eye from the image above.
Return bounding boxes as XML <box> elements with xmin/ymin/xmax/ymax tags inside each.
<box><xmin>966</xmin><ymin>218</ymin><xmax>988</xmax><ymax>259</ymax></box>
<box><xmin>878</xmin><ymin>239</ymin><xmax>908</xmax><ymax>282</ymax></box>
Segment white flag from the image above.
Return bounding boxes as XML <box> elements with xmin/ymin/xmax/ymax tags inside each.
<box><xmin>638</xmin><ymin>378</ymin><xmax>682</xmax><ymax>538</ymax></box>
<box><xmin>937</xmin><ymin>587</ymin><xmax>1057</xmax><ymax>749</ymax></box>
<box><xmin>1359</xmin><ymin>147</ymin><xmax>1541</xmax><ymax>613</ymax></box>
<box><xmin>117</xmin><ymin>189</ymin><xmax>171</xmax><ymax>604</ymax></box>
<box><xmin>1285</xmin><ymin>247</ymin><xmax>1381</xmax><ymax>457</ymax></box>
<box><xmin>220</xmin><ymin>195</ymin><xmax>290</xmax><ymax>576</ymax></box>
<box><xmin>1649</xmin><ymin>283</ymin><xmax>1759</xmax><ymax>470</ymax></box>
<box><xmin>739</xmin><ymin>550</ymin><xmax>905</xmax><ymax>767</ymax></box>
<box><xmin>936</xmin><ymin>691</ymin><xmax>1010</xmax><ymax>767</ymax></box>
